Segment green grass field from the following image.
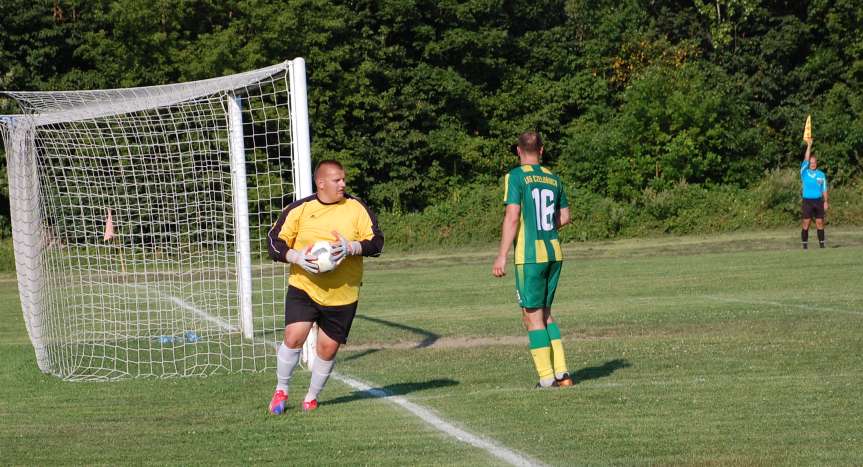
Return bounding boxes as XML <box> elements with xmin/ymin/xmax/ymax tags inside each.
<box><xmin>2</xmin><ymin>229</ymin><xmax>862</xmax><ymax>465</ymax></box>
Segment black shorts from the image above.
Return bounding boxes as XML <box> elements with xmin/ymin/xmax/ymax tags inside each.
<box><xmin>284</xmin><ymin>286</ymin><xmax>358</xmax><ymax>344</ymax></box>
<box><xmin>801</xmin><ymin>198</ymin><xmax>825</xmax><ymax>220</ymax></box>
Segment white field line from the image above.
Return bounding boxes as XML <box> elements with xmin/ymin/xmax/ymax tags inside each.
<box><xmin>135</xmin><ymin>285</ymin><xmax>544</xmax><ymax>466</ymax></box>
<box><xmin>167</xmin><ymin>295</ymin><xmax>238</xmax><ymax>331</ymax></box>
<box><xmin>331</xmin><ymin>372</ymin><xmax>546</xmax><ymax>467</ymax></box>
<box><xmin>127</xmin><ymin>284</ymin><xmax>239</xmax><ymax>331</ymax></box>
<box><xmin>704</xmin><ymin>295</ymin><xmax>863</xmax><ymax>317</ymax></box>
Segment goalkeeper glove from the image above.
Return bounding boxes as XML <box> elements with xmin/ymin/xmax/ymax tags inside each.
<box><xmin>330</xmin><ymin>231</ymin><xmax>362</xmax><ymax>264</ymax></box>
<box><xmin>285</xmin><ymin>249</ymin><xmax>319</xmax><ymax>274</ymax></box>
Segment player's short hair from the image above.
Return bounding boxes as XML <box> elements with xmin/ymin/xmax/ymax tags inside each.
<box><xmin>514</xmin><ymin>131</ymin><xmax>543</xmax><ymax>155</ymax></box>
<box><xmin>314</xmin><ymin>159</ymin><xmax>344</xmax><ymax>179</ymax></box>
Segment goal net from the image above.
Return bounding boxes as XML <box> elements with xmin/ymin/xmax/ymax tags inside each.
<box><xmin>0</xmin><ymin>59</ymin><xmax>313</xmax><ymax>380</ymax></box>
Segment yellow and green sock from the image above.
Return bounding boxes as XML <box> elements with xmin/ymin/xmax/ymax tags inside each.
<box><xmin>547</xmin><ymin>322</ymin><xmax>569</xmax><ymax>379</ymax></box>
<box><xmin>528</xmin><ymin>329</ymin><xmax>555</xmax><ymax>386</ymax></box>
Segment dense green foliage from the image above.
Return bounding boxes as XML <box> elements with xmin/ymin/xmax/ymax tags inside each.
<box><xmin>1</xmin><ymin>0</ymin><xmax>861</xmax><ymax>243</ymax></box>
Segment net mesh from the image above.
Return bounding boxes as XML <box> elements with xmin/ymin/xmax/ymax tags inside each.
<box><xmin>0</xmin><ymin>62</ymin><xmax>299</xmax><ymax>380</ymax></box>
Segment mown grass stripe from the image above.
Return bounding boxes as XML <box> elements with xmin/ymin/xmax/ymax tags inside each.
<box><xmin>704</xmin><ymin>295</ymin><xmax>863</xmax><ymax>317</ymax></box>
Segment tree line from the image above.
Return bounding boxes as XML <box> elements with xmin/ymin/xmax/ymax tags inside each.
<box><xmin>1</xmin><ymin>0</ymin><xmax>861</xmax><ymax>236</ymax></box>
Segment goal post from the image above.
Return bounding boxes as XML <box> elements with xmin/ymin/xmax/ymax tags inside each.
<box><xmin>2</xmin><ymin>116</ymin><xmax>51</xmax><ymax>373</ymax></box>
<box><xmin>227</xmin><ymin>93</ymin><xmax>254</xmax><ymax>340</ymax></box>
<box><xmin>0</xmin><ymin>59</ymin><xmax>312</xmax><ymax>380</ymax></box>
<box><xmin>286</xmin><ymin>58</ymin><xmax>318</xmax><ymax>370</ymax></box>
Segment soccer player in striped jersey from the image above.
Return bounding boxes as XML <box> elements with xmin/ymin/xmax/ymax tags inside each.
<box><xmin>800</xmin><ymin>138</ymin><xmax>829</xmax><ymax>249</ymax></box>
<box><xmin>492</xmin><ymin>131</ymin><xmax>574</xmax><ymax>388</ymax></box>
<box><xmin>266</xmin><ymin>160</ymin><xmax>384</xmax><ymax>413</ymax></box>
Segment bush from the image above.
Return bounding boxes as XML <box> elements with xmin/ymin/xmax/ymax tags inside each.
<box><xmin>377</xmin><ymin>174</ymin><xmax>863</xmax><ymax>251</ymax></box>
<box><xmin>566</xmin><ymin>190</ymin><xmax>636</xmax><ymax>241</ymax></box>
<box><xmin>828</xmin><ymin>178</ymin><xmax>863</xmax><ymax>226</ymax></box>
<box><xmin>378</xmin><ymin>182</ymin><xmax>504</xmax><ymax>251</ymax></box>
<box><xmin>750</xmin><ymin>169</ymin><xmax>800</xmax><ymax>226</ymax></box>
<box><xmin>0</xmin><ymin>239</ymin><xmax>15</xmax><ymax>273</ymax></box>
<box><xmin>633</xmin><ymin>182</ymin><xmax>758</xmax><ymax>235</ymax></box>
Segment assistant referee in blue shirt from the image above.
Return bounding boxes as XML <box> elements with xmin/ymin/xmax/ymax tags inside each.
<box><xmin>800</xmin><ymin>139</ymin><xmax>829</xmax><ymax>249</ymax></box>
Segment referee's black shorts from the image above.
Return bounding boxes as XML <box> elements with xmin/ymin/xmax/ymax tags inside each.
<box><xmin>801</xmin><ymin>197</ymin><xmax>825</xmax><ymax>220</ymax></box>
<box><xmin>284</xmin><ymin>286</ymin><xmax>358</xmax><ymax>344</ymax></box>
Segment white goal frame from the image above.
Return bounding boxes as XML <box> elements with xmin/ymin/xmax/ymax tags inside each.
<box><xmin>0</xmin><ymin>59</ymin><xmax>314</xmax><ymax>380</ymax></box>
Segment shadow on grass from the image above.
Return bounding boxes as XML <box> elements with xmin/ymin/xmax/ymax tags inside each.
<box><xmin>254</xmin><ymin>315</ymin><xmax>438</xmax><ymax>364</ymax></box>
<box><xmin>355</xmin><ymin>315</ymin><xmax>440</xmax><ymax>348</ymax></box>
<box><xmin>326</xmin><ymin>378</ymin><xmax>458</xmax><ymax>406</ymax></box>
<box><xmin>340</xmin><ymin>348</ymin><xmax>381</xmax><ymax>362</ymax></box>
<box><xmin>340</xmin><ymin>315</ymin><xmax>440</xmax><ymax>363</ymax></box>
<box><xmin>573</xmin><ymin>358</ymin><xmax>631</xmax><ymax>383</ymax></box>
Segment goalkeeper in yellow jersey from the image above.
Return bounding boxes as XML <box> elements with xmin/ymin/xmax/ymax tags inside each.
<box><xmin>492</xmin><ymin>131</ymin><xmax>573</xmax><ymax>388</ymax></box>
<box><xmin>266</xmin><ymin>160</ymin><xmax>384</xmax><ymax>413</ymax></box>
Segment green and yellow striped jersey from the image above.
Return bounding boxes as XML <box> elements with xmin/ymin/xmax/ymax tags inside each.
<box><xmin>503</xmin><ymin>164</ymin><xmax>569</xmax><ymax>264</ymax></box>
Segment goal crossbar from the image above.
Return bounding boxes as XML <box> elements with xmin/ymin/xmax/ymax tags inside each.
<box><xmin>4</xmin><ymin>62</ymin><xmax>291</xmax><ymax>126</ymax></box>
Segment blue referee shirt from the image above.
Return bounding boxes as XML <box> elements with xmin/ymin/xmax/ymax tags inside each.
<box><xmin>800</xmin><ymin>161</ymin><xmax>827</xmax><ymax>200</ymax></box>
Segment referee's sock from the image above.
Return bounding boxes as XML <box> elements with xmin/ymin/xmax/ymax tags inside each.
<box><xmin>801</xmin><ymin>229</ymin><xmax>809</xmax><ymax>249</ymax></box>
<box><xmin>817</xmin><ymin>229</ymin><xmax>825</xmax><ymax>248</ymax></box>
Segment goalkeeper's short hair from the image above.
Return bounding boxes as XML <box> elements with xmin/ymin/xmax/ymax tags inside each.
<box><xmin>315</xmin><ymin>159</ymin><xmax>344</xmax><ymax>178</ymax></box>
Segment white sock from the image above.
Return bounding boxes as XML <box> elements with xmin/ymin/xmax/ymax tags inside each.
<box><xmin>304</xmin><ymin>357</ymin><xmax>335</xmax><ymax>402</ymax></box>
<box><xmin>276</xmin><ymin>344</ymin><xmax>301</xmax><ymax>393</ymax></box>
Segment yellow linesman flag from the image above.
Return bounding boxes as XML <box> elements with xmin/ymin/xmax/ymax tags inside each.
<box><xmin>803</xmin><ymin>114</ymin><xmax>812</xmax><ymax>142</ymax></box>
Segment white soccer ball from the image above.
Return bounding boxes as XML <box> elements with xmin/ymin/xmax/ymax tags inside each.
<box><xmin>309</xmin><ymin>240</ymin><xmax>336</xmax><ymax>273</ymax></box>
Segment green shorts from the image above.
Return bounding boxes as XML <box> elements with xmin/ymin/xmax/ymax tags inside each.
<box><xmin>514</xmin><ymin>261</ymin><xmax>562</xmax><ymax>309</ymax></box>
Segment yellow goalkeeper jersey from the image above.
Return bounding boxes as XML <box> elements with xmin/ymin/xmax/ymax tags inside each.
<box><xmin>268</xmin><ymin>194</ymin><xmax>383</xmax><ymax>306</ymax></box>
